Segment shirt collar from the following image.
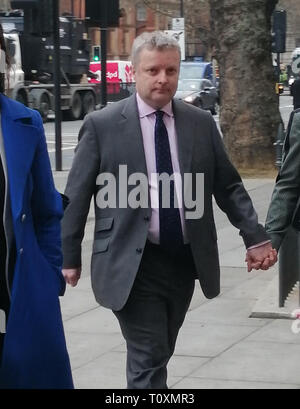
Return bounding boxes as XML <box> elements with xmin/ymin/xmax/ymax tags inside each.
<box><xmin>136</xmin><ymin>93</ymin><xmax>174</xmax><ymax>118</ymax></box>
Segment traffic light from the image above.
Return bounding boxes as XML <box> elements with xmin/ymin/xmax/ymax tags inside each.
<box><xmin>93</xmin><ymin>45</ymin><xmax>101</xmax><ymax>62</ymax></box>
<box><xmin>271</xmin><ymin>31</ymin><xmax>286</xmax><ymax>54</ymax></box>
<box><xmin>271</xmin><ymin>10</ymin><xmax>286</xmax><ymax>53</ymax></box>
<box><xmin>86</xmin><ymin>0</ymin><xmax>120</xmax><ymax>27</ymax></box>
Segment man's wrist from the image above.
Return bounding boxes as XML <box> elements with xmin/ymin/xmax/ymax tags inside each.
<box><xmin>247</xmin><ymin>240</ymin><xmax>271</xmax><ymax>250</ymax></box>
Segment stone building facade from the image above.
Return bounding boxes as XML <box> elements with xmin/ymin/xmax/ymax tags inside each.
<box><xmin>58</xmin><ymin>0</ymin><xmax>209</xmax><ymax>61</ymax></box>
<box><xmin>2</xmin><ymin>0</ymin><xmax>211</xmax><ymax>61</ymax></box>
<box><xmin>89</xmin><ymin>0</ymin><xmax>181</xmax><ymax>60</ymax></box>
<box><xmin>60</xmin><ymin>0</ymin><xmax>85</xmax><ymax>18</ymax></box>
<box><xmin>3</xmin><ymin>0</ymin><xmax>299</xmax><ymax>64</ymax></box>
<box><xmin>58</xmin><ymin>0</ymin><xmax>178</xmax><ymax>60</ymax></box>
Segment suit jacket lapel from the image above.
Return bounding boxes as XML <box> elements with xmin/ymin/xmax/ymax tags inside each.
<box><xmin>118</xmin><ymin>94</ymin><xmax>150</xmax><ymax>205</ymax></box>
<box><xmin>173</xmin><ymin>99</ymin><xmax>195</xmax><ymax>177</ymax></box>
<box><xmin>117</xmin><ymin>96</ymin><xmax>196</xmax><ymax>211</ymax></box>
<box><xmin>119</xmin><ymin>94</ymin><xmax>148</xmax><ymax>177</ymax></box>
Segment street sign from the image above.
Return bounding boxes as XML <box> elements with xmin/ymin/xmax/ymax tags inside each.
<box><xmin>164</xmin><ymin>30</ymin><xmax>185</xmax><ymax>61</ymax></box>
<box><xmin>172</xmin><ymin>18</ymin><xmax>184</xmax><ymax>30</ymax></box>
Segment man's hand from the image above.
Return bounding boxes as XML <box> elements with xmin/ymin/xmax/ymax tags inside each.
<box><xmin>245</xmin><ymin>242</ymin><xmax>278</xmax><ymax>272</ymax></box>
<box><xmin>62</xmin><ymin>267</ymin><xmax>81</xmax><ymax>287</ymax></box>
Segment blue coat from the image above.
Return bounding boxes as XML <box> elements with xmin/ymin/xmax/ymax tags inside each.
<box><xmin>0</xmin><ymin>94</ymin><xmax>73</xmax><ymax>389</ymax></box>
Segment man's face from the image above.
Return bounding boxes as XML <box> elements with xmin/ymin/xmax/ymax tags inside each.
<box><xmin>133</xmin><ymin>47</ymin><xmax>180</xmax><ymax>109</ymax></box>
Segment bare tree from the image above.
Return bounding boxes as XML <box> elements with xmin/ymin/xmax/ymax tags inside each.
<box><xmin>141</xmin><ymin>0</ymin><xmax>213</xmax><ymax>59</ymax></box>
<box><xmin>210</xmin><ymin>0</ymin><xmax>281</xmax><ymax>171</ymax></box>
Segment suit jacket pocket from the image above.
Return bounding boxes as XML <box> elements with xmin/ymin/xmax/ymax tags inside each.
<box><xmin>93</xmin><ymin>237</ymin><xmax>110</xmax><ymax>253</ymax></box>
<box><xmin>94</xmin><ymin>217</ymin><xmax>114</xmax><ymax>253</ymax></box>
<box><xmin>95</xmin><ymin>217</ymin><xmax>114</xmax><ymax>232</ymax></box>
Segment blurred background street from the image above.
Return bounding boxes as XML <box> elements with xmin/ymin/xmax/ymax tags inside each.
<box><xmin>45</xmin><ymin>92</ymin><xmax>294</xmax><ymax>170</ymax></box>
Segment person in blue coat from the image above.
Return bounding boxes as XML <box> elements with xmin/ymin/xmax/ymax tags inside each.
<box><xmin>0</xmin><ymin>25</ymin><xmax>73</xmax><ymax>389</ymax></box>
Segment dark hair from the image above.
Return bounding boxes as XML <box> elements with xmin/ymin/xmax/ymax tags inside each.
<box><xmin>0</xmin><ymin>23</ymin><xmax>9</xmax><ymax>94</ymax></box>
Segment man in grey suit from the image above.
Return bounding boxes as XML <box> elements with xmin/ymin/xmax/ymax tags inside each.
<box><xmin>62</xmin><ymin>31</ymin><xmax>277</xmax><ymax>389</ymax></box>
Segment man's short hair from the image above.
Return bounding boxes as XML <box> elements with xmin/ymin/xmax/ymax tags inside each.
<box><xmin>131</xmin><ymin>31</ymin><xmax>181</xmax><ymax>67</ymax></box>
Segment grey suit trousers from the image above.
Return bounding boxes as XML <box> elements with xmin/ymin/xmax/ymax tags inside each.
<box><xmin>113</xmin><ymin>241</ymin><xmax>196</xmax><ymax>389</ymax></box>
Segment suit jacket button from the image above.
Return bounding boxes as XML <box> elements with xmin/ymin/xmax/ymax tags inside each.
<box><xmin>19</xmin><ymin>248</ymin><xmax>24</xmax><ymax>255</ymax></box>
<box><xmin>136</xmin><ymin>248</ymin><xmax>143</xmax><ymax>254</ymax></box>
<box><xmin>21</xmin><ymin>214</ymin><xmax>26</xmax><ymax>222</ymax></box>
<box><xmin>144</xmin><ymin>216</ymin><xmax>150</xmax><ymax>221</ymax></box>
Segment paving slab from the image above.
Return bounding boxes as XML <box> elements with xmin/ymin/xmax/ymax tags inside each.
<box><xmin>246</xmin><ymin>319</ymin><xmax>300</xmax><ymax>344</ymax></box>
<box><xmin>220</xmin><ymin>266</ymin><xmax>252</xmax><ymax>288</ymax></box>
<box><xmin>221</xmin><ymin>270</ymin><xmax>277</xmax><ymax>301</ymax></box>
<box><xmin>66</xmin><ymin>332</ymin><xmax>124</xmax><ymax>370</ymax></box>
<box><xmin>60</xmin><ymin>289</ymin><xmax>98</xmax><ymax>320</ymax></box>
<box><xmin>172</xmin><ymin>377</ymin><xmax>300</xmax><ymax>389</ymax></box>
<box><xmin>63</xmin><ymin>306</ymin><xmax>121</xmax><ymax>334</ymax></box>
<box><xmin>191</xmin><ymin>341</ymin><xmax>300</xmax><ymax>386</ymax></box>
<box><xmin>188</xmin><ymin>283</ymin><xmax>210</xmax><ymax>311</ymax></box>
<box><xmin>186</xmin><ymin>297</ymin><xmax>270</xmax><ymax>327</ymax></box>
<box><xmin>219</xmin><ymin>246</ymin><xmax>250</xmax><ymax>268</ymax></box>
<box><xmin>174</xmin><ymin>321</ymin><xmax>259</xmax><ymax>357</ymax></box>
<box><xmin>72</xmin><ymin>351</ymin><xmax>127</xmax><ymax>389</ymax></box>
<box><xmin>168</xmin><ymin>355</ymin><xmax>210</xmax><ymax>378</ymax></box>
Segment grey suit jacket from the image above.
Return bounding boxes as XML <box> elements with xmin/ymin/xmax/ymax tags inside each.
<box><xmin>266</xmin><ymin>110</ymin><xmax>300</xmax><ymax>249</ymax></box>
<box><xmin>62</xmin><ymin>94</ymin><xmax>268</xmax><ymax>310</ymax></box>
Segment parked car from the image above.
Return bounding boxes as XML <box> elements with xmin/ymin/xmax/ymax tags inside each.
<box><xmin>175</xmin><ymin>79</ymin><xmax>219</xmax><ymax>115</ymax></box>
<box><xmin>179</xmin><ymin>61</ymin><xmax>213</xmax><ymax>81</ymax></box>
<box><xmin>179</xmin><ymin>61</ymin><xmax>220</xmax><ymax>102</ymax></box>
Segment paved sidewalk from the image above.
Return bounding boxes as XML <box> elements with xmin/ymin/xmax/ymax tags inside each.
<box><xmin>54</xmin><ymin>172</ymin><xmax>300</xmax><ymax>389</ymax></box>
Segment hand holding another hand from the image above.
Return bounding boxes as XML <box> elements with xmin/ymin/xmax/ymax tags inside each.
<box><xmin>62</xmin><ymin>267</ymin><xmax>82</xmax><ymax>287</ymax></box>
<box><xmin>245</xmin><ymin>242</ymin><xmax>278</xmax><ymax>272</ymax></box>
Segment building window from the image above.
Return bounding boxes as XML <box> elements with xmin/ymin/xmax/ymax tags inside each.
<box><xmin>136</xmin><ymin>3</ymin><xmax>147</xmax><ymax>22</ymax></box>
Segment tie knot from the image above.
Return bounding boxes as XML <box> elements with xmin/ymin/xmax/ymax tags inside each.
<box><xmin>155</xmin><ymin>110</ymin><xmax>164</xmax><ymax>121</ymax></box>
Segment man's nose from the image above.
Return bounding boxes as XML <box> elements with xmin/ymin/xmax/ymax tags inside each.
<box><xmin>157</xmin><ymin>71</ymin><xmax>168</xmax><ymax>83</ymax></box>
